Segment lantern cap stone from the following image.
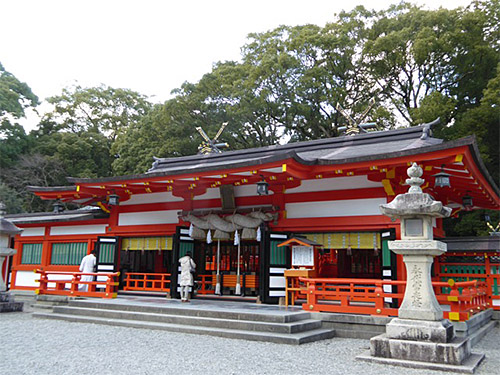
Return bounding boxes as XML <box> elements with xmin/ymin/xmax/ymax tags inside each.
<box><xmin>380</xmin><ymin>163</ymin><xmax>451</xmax><ymax>219</ymax></box>
<box><xmin>380</xmin><ymin>193</ymin><xmax>451</xmax><ymax>219</ymax></box>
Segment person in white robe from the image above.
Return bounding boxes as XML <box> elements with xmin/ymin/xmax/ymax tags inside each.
<box><xmin>179</xmin><ymin>252</ymin><xmax>196</xmax><ymax>302</ymax></box>
<box><xmin>79</xmin><ymin>250</ymin><xmax>96</xmax><ymax>292</ymax></box>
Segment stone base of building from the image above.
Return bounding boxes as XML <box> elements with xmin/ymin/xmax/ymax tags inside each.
<box><xmin>0</xmin><ymin>291</ymin><xmax>24</xmax><ymax>313</ymax></box>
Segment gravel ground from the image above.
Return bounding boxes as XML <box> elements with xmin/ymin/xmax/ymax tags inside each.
<box><xmin>1</xmin><ymin>308</ymin><xmax>499</xmax><ymax>375</ymax></box>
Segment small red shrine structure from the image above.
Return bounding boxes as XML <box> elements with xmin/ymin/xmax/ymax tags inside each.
<box><xmin>5</xmin><ymin>124</ymin><xmax>499</xmax><ymax>309</ymax></box>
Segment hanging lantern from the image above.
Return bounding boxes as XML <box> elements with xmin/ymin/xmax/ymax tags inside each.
<box><xmin>432</xmin><ymin>165</ymin><xmax>451</xmax><ymax>188</ymax></box>
<box><xmin>206</xmin><ymin>230</ymin><xmax>212</xmax><ymax>244</ymax></box>
<box><xmin>462</xmin><ymin>194</ymin><xmax>473</xmax><ymax>210</ymax></box>
<box><xmin>256</xmin><ymin>226</ymin><xmax>261</xmax><ymax>242</ymax></box>
<box><xmin>256</xmin><ymin>176</ymin><xmax>269</xmax><ymax>195</ymax></box>
<box><xmin>108</xmin><ymin>193</ymin><xmax>120</xmax><ymax>206</ymax></box>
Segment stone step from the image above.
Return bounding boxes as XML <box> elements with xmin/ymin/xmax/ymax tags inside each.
<box><xmin>467</xmin><ymin>320</ymin><xmax>498</xmax><ymax>347</ymax></box>
<box><xmin>31</xmin><ymin>303</ymin><xmax>55</xmax><ymax>310</ymax></box>
<box><xmin>67</xmin><ymin>299</ymin><xmax>310</xmax><ymax>323</ymax></box>
<box><xmin>51</xmin><ymin>305</ymin><xmax>322</xmax><ymax>334</ymax></box>
<box><xmin>32</xmin><ymin>312</ymin><xmax>335</xmax><ymax>345</ymax></box>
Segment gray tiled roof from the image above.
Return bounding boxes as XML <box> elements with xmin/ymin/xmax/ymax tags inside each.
<box><xmin>147</xmin><ymin>125</ymin><xmax>440</xmax><ymax>175</ymax></box>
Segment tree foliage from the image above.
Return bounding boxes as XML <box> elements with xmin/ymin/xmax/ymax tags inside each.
<box><xmin>0</xmin><ymin>62</ymin><xmax>38</xmax><ymax>121</ymax></box>
<box><xmin>44</xmin><ymin>85</ymin><xmax>152</xmax><ymax>141</ymax></box>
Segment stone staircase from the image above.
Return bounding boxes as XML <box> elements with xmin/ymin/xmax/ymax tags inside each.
<box><xmin>32</xmin><ymin>299</ymin><xmax>335</xmax><ymax>345</ymax></box>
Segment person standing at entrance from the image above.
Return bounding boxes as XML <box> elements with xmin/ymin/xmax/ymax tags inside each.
<box><xmin>79</xmin><ymin>250</ymin><xmax>97</xmax><ymax>292</ymax></box>
<box><xmin>179</xmin><ymin>251</ymin><xmax>196</xmax><ymax>302</ymax></box>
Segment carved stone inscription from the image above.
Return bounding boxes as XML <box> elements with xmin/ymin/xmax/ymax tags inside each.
<box><xmin>400</xmin><ymin>328</ymin><xmax>430</xmax><ymax>341</ymax></box>
<box><xmin>411</xmin><ymin>264</ymin><xmax>423</xmax><ymax>308</ymax></box>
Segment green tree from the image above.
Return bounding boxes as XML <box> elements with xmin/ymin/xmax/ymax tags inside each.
<box><xmin>0</xmin><ymin>182</ymin><xmax>24</xmax><ymax>214</ymax></box>
<box><xmin>0</xmin><ymin>62</ymin><xmax>38</xmax><ymax>170</ymax></box>
<box><xmin>446</xmin><ymin>64</ymin><xmax>500</xmax><ymax>183</ymax></box>
<box><xmin>0</xmin><ymin>62</ymin><xmax>38</xmax><ymax>122</ymax></box>
<box><xmin>0</xmin><ymin>121</ymin><xmax>33</xmax><ymax>169</ymax></box>
<box><xmin>44</xmin><ymin>85</ymin><xmax>152</xmax><ymax>141</ymax></box>
<box><xmin>34</xmin><ymin>129</ymin><xmax>113</xmax><ymax>178</ymax></box>
<box><xmin>4</xmin><ymin>153</ymin><xmax>66</xmax><ymax>212</ymax></box>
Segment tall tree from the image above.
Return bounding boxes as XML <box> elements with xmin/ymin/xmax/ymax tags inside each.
<box><xmin>44</xmin><ymin>85</ymin><xmax>152</xmax><ymax>141</ymax></box>
<box><xmin>0</xmin><ymin>62</ymin><xmax>38</xmax><ymax>170</ymax></box>
<box><xmin>0</xmin><ymin>62</ymin><xmax>38</xmax><ymax>122</ymax></box>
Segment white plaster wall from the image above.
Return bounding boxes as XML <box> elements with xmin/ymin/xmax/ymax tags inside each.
<box><xmin>269</xmin><ymin>276</ymin><xmax>286</xmax><ymax>288</ymax></box>
<box><xmin>286</xmin><ymin>175</ymin><xmax>381</xmax><ymax>193</ymax></box>
<box><xmin>14</xmin><ymin>271</ymin><xmax>40</xmax><ymax>287</ymax></box>
<box><xmin>118</xmin><ymin>210</ymin><xmax>179</xmax><ymax>226</ymax></box>
<box><xmin>269</xmin><ymin>290</ymin><xmax>286</xmax><ymax>297</ymax></box>
<box><xmin>15</xmin><ymin>271</ymin><xmax>87</xmax><ymax>288</ymax></box>
<box><xmin>20</xmin><ymin>227</ymin><xmax>45</xmax><ymax>237</ymax></box>
<box><xmin>193</xmin><ymin>188</ymin><xmax>220</xmax><ymax>200</ymax></box>
<box><xmin>285</xmin><ymin>197</ymin><xmax>387</xmax><ymax>218</ymax></box>
<box><xmin>234</xmin><ymin>184</ymin><xmax>259</xmax><ymax>197</ymax></box>
<box><xmin>50</xmin><ymin>224</ymin><xmax>108</xmax><ymax>236</ymax></box>
<box><xmin>120</xmin><ymin>191</ymin><xmax>183</xmax><ymax>206</ymax></box>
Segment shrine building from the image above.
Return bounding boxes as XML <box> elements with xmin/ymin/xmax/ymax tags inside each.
<box><xmin>6</xmin><ymin>123</ymin><xmax>499</xmax><ymax>305</ymax></box>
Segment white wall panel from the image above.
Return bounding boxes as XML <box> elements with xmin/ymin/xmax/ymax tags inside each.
<box><xmin>20</xmin><ymin>227</ymin><xmax>45</xmax><ymax>237</ymax></box>
<box><xmin>234</xmin><ymin>184</ymin><xmax>274</xmax><ymax>197</ymax></box>
<box><xmin>14</xmin><ymin>271</ymin><xmax>40</xmax><ymax>287</ymax></box>
<box><xmin>50</xmin><ymin>224</ymin><xmax>108</xmax><ymax>235</ymax></box>
<box><xmin>118</xmin><ymin>210</ymin><xmax>179</xmax><ymax>226</ymax></box>
<box><xmin>120</xmin><ymin>191</ymin><xmax>183</xmax><ymax>206</ymax></box>
<box><xmin>193</xmin><ymin>188</ymin><xmax>220</xmax><ymax>200</ymax></box>
<box><xmin>269</xmin><ymin>276</ymin><xmax>286</xmax><ymax>288</ymax></box>
<box><xmin>13</xmin><ymin>271</ymin><xmax>70</xmax><ymax>288</ymax></box>
<box><xmin>286</xmin><ymin>198</ymin><xmax>387</xmax><ymax>218</ymax></box>
<box><xmin>286</xmin><ymin>176</ymin><xmax>381</xmax><ymax>194</ymax></box>
<box><xmin>269</xmin><ymin>290</ymin><xmax>286</xmax><ymax>297</ymax></box>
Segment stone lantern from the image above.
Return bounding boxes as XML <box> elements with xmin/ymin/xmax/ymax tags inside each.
<box><xmin>358</xmin><ymin>163</ymin><xmax>484</xmax><ymax>372</ymax></box>
<box><xmin>0</xmin><ymin>203</ymin><xmax>24</xmax><ymax>312</ymax></box>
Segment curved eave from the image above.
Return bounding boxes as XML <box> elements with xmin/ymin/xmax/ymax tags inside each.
<box><xmin>30</xmin><ymin>136</ymin><xmax>499</xmax><ymax>211</ymax></box>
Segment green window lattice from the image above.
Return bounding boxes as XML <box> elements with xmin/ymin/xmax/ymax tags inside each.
<box><xmin>99</xmin><ymin>243</ymin><xmax>116</xmax><ymax>263</ymax></box>
<box><xmin>270</xmin><ymin>240</ymin><xmax>286</xmax><ymax>266</ymax></box>
<box><xmin>21</xmin><ymin>243</ymin><xmax>43</xmax><ymax>265</ymax></box>
<box><xmin>51</xmin><ymin>242</ymin><xmax>88</xmax><ymax>265</ymax></box>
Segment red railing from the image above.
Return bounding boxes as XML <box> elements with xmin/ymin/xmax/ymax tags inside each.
<box><xmin>35</xmin><ymin>269</ymin><xmax>119</xmax><ymax>299</ymax></box>
<box><xmin>121</xmin><ymin>272</ymin><xmax>258</xmax><ymax>295</ymax></box>
<box><xmin>196</xmin><ymin>274</ymin><xmax>215</xmax><ymax>295</ymax></box>
<box><xmin>293</xmin><ymin>277</ymin><xmax>488</xmax><ymax>322</ymax></box>
<box><xmin>123</xmin><ymin>272</ymin><xmax>171</xmax><ymax>292</ymax></box>
<box><xmin>434</xmin><ymin>252</ymin><xmax>500</xmax><ymax>311</ymax></box>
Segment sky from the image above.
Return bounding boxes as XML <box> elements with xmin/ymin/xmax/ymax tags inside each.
<box><xmin>1</xmin><ymin>0</ymin><xmax>473</xmax><ymax>130</ymax></box>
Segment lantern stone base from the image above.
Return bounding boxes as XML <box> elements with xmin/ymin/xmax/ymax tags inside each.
<box><xmin>357</xmin><ymin>318</ymin><xmax>485</xmax><ymax>373</ymax></box>
<box><xmin>0</xmin><ymin>291</ymin><xmax>24</xmax><ymax>313</ymax></box>
<box><xmin>386</xmin><ymin>318</ymin><xmax>455</xmax><ymax>343</ymax></box>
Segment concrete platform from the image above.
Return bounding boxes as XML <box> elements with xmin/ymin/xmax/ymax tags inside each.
<box><xmin>33</xmin><ymin>295</ymin><xmax>335</xmax><ymax>345</ymax></box>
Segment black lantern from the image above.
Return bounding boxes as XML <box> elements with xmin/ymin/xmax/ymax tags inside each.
<box><xmin>52</xmin><ymin>200</ymin><xmax>65</xmax><ymax>213</ymax></box>
<box><xmin>432</xmin><ymin>165</ymin><xmax>451</xmax><ymax>188</ymax></box>
<box><xmin>462</xmin><ymin>194</ymin><xmax>473</xmax><ymax>210</ymax></box>
<box><xmin>108</xmin><ymin>193</ymin><xmax>120</xmax><ymax>206</ymax></box>
<box><xmin>256</xmin><ymin>177</ymin><xmax>269</xmax><ymax>196</ymax></box>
